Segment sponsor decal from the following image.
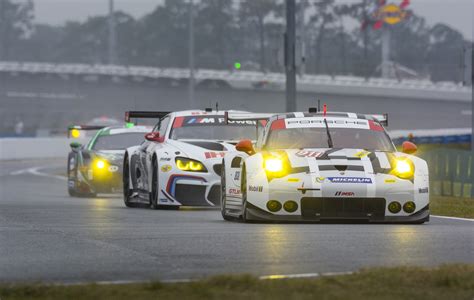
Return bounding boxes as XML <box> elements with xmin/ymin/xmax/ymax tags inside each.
<box><xmin>287</xmin><ymin>178</ymin><xmax>300</xmax><ymax>182</ymax></box>
<box><xmin>249</xmin><ymin>185</ymin><xmax>263</xmax><ymax>192</ymax></box>
<box><xmin>385</xmin><ymin>179</ymin><xmax>396</xmax><ymax>183</ymax></box>
<box><xmin>354</xmin><ymin>150</ymin><xmax>371</xmax><ymax>158</ymax></box>
<box><xmin>418</xmin><ymin>187</ymin><xmax>429</xmax><ymax>194</ymax></box>
<box><xmin>328</xmin><ymin>177</ymin><xmax>372</xmax><ymax>184</ymax></box>
<box><xmin>335</xmin><ymin>191</ymin><xmax>355</xmax><ymax>196</ymax></box>
<box><xmin>160</xmin><ymin>157</ymin><xmax>171</xmax><ymax>161</ymax></box>
<box><xmin>285</xmin><ymin>118</ymin><xmax>369</xmax><ymax>129</ymax></box>
<box><xmin>205</xmin><ymin>152</ymin><xmax>226</xmax><ymax>159</ymax></box>
<box><xmin>179</xmin><ymin>116</ymin><xmax>256</xmax><ymax>126</ymax></box>
<box><xmin>229</xmin><ymin>188</ymin><xmax>241</xmax><ymax>195</ymax></box>
<box><xmin>234</xmin><ymin>171</ymin><xmax>240</xmax><ymax>181</ymax></box>
<box><xmin>108</xmin><ymin>165</ymin><xmax>119</xmax><ymax>172</ymax></box>
<box><xmin>295</xmin><ymin>150</ymin><xmax>323</xmax><ymax>158</ymax></box>
<box><xmin>161</xmin><ymin>165</ymin><xmax>172</xmax><ymax>172</ymax></box>
<box><xmin>159</xmin><ymin>198</ymin><xmax>169</xmax><ymax>203</ymax></box>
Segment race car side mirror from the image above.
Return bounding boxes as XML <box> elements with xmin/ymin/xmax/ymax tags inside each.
<box><xmin>402</xmin><ymin>141</ymin><xmax>417</xmax><ymax>154</ymax></box>
<box><xmin>145</xmin><ymin>132</ymin><xmax>163</xmax><ymax>143</ymax></box>
<box><xmin>236</xmin><ymin>139</ymin><xmax>255</xmax><ymax>155</ymax></box>
<box><xmin>70</xmin><ymin>142</ymin><xmax>82</xmax><ymax>150</ymax></box>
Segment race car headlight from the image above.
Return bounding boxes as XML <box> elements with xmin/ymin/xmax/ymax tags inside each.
<box><xmin>93</xmin><ymin>159</ymin><xmax>109</xmax><ymax>173</ymax></box>
<box><xmin>175</xmin><ymin>157</ymin><xmax>207</xmax><ymax>172</ymax></box>
<box><xmin>264</xmin><ymin>158</ymin><xmax>283</xmax><ymax>173</ymax></box>
<box><xmin>263</xmin><ymin>152</ymin><xmax>290</xmax><ymax>181</ymax></box>
<box><xmin>393</xmin><ymin>158</ymin><xmax>414</xmax><ymax>179</ymax></box>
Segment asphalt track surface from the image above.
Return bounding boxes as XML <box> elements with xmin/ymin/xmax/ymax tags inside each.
<box><xmin>1</xmin><ymin>159</ymin><xmax>473</xmax><ymax>284</ymax></box>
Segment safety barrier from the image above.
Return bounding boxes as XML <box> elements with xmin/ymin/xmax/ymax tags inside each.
<box><xmin>421</xmin><ymin>149</ymin><xmax>474</xmax><ymax>198</ymax></box>
<box><xmin>0</xmin><ymin>137</ymin><xmax>86</xmax><ymax>161</ymax></box>
<box><xmin>390</xmin><ymin>128</ymin><xmax>472</xmax><ymax>145</ymax></box>
<box><xmin>0</xmin><ymin>61</ymin><xmax>471</xmax><ymax>102</ymax></box>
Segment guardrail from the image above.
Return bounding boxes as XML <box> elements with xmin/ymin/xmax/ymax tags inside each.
<box><xmin>421</xmin><ymin>149</ymin><xmax>474</xmax><ymax>198</ymax></box>
<box><xmin>0</xmin><ymin>137</ymin><xmax>86</xmax><ymax>161</ymax></box>
<box><xmin>1</xmin><ymin>61</ymin><xmax>471</xmax><ymax>102</ymax></box>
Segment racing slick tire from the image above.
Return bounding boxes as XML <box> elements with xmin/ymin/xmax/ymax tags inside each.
<box><xmin>240</xmin><ymin>164</ymin><xmax>250</xmax><ymax>223</ymax></box>
<box><xmin>220</xmin><ymin>161</ymin><xmax>233</xmax><ymax>221</ymax></box>
<box><xmin>149</xmin><ymin>158</ymin><xmax>180</xmax><ymax>210</ymax></box>
<box><xmin>67</xmin><ymin>153</ymin><xmax>96</xmax><ymax>198</ymax></box>
<box><xmin>150</xmin><ymin>158</ymin><xmax>160</xmax><ymax>209</ymax></box>
<box><xmin>123</xmin><ymin>157</ymin><xmax>139</xmax><ymax>208</ymax></box>
<box><xmin>67</xmin><ymin>153</ymin><xmax>78</xmax><ymax>197</ymax></box>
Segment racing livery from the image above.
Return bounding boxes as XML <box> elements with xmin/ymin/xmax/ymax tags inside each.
<box><xmin>67</xmin><ymin>125</ymin><xmax>150</xmax><ymax>197</ymax></box>
<box><xmin>123</xmin><ymin>110</ymin><xmax>259</xmax><ymax>209</ymax></box>
<box><xmin>221</xmin><ymin>111</ymin><xmax>430</xmax><ymax>223</ymax></box>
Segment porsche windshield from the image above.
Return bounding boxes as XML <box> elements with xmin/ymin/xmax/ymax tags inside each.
<box><xmin>91</xmin><ymin>133</ymin><xmax>146</xmax><ymax>150</ymax></box>
<box><xmin>170</xmin><ymin>116</ymin><xmax>257</xmax><ymax>141</ymax></box>
<box><xmin>265</xmin><ymin>127</ymin><xmax>395</xmax><ymax>152</ymax></box>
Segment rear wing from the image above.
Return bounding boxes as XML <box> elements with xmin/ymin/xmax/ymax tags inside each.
<box><xmin>125</xmin><ymin>111</ymin><xmax>170</xmax><ymax>123</ymax></box>
<box><xmin>224</xmin><ymin>112</ymin><xmax>277</xmax><ymax>124</ymax></box>
<box><xmin>369</xmin><ymin>114</ymin><xmax>388</xmax><ymax>127</ymax></box>
<box><xmin>67</xmin><ymin>125</ymin><xmax>106</xmax><ymax>138</ymax></box>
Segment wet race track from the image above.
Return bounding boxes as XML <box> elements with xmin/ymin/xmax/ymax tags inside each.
<box><xmin>0</xmin><ymin>159</ymin><xmax>473</xmax><ymax>284</ymax></box>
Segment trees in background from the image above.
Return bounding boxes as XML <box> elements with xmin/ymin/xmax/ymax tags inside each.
<box><xmin>0</xmin><ymin>0</ymin><xmax>34</xmax><ymax>60</ymax></box>
<box><xmin>0</xmin><ymin>0</ymin><xmax>469</xmax><ymax>83</ymax></box>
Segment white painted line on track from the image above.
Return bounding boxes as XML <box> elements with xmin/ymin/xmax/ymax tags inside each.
<box><xmin>52</xmin><ymin>271</ymin><xmax>356</xmax><ymax>286</ymax></box>
<box><xmin>260</xmin><ymin>271</ymin><xmax>353</xmax><ymax>280</ymax></box>
<box><xmin>431</xmin><ymin>215</ymin><xmax>474</xmax><ymax>222</ymax></box>
<box><xmin>11</xmin><ymin>166</ymin><xmax>67</xmax><ymax>181</ymax></box>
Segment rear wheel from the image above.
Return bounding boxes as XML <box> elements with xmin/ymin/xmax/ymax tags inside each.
<box><xmin>220</xmin><ymin>161</ymin><xmax>233</xmax><ymax>221</ymax></box>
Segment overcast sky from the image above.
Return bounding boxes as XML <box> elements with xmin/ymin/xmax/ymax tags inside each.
<box><xmin>34</xmin><ymin>0</ymin><xmax>473</xmax><ymax>40</ymax></box>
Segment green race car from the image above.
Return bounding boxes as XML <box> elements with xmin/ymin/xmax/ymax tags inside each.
<box><xmin>67</xmin><ymin>124</ymin><xmax>151</xmax><ymax>197</ymax></box>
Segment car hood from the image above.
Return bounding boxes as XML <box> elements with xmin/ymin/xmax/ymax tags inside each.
<box><xmin>166</xmin><ymin>139</ymin><xmax>236</xmax><ymax>161</ymax></box>
<box><xmin>93</xmin><ymin>150</ymin><xmax>125</xmax><ymax>165</ymax></box>
<box><xmin>280</xmin><ymin>148</ymin><xmax>399</xmax><ymax>175</ymax></box>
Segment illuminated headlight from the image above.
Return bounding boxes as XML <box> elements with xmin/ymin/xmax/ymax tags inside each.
<box><xmin>93</xmin><ymin>159</ymin><xmax>109</xmax><ymax>172</ymax></box>
<box><xmin>263</xmin><ymin>152</ymin><xmax>290</xmax><ymax>181</ymax></box>
<box><xmin>264</xmin><ymin>158</ymin><xmax>283</xmax><ymax>173</ymax></box>
<box><xmin>175</xmin><ymin>157</ymin><xmax>207</xmax><ymax>172</ymax></box>
<box><xmin>393</xmin><ymin>158</ymin><xmax>414</xmax><ymax>179</ymax></box>
<box><xmin>71</xmin><ymin>129</ymin><xmax>81</xmax><ymax>139</ymax></box>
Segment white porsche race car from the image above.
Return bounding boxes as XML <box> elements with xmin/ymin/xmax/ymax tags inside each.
<box><xmin>221</xmin><ymin>110</ymin><xmax>430</xmax><ymax>223</ymax></box>
<box><xmin>123</xmin><ymin>109</ymin><xmax>259</xmax><ymax>208</ymax></box>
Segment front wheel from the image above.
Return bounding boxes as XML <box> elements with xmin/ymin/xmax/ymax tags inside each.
<box><xmin>150</xmin><ymin>158</ymin><xmax>160</xmax><ymax>209</ymax></box>
<box><xmin>123</xmin><ymin>157</ymin><xmax>138</xmax><ymax>208</ymax></box>
<box><xmin>220</xmin><ymin>161</ymin><xmax>233</xmax><ymax>221</ymax></box>
<box><xmin>240</xmin><ymin>164</ymin><xmax>249</xmax><ymax>223</ymax></box>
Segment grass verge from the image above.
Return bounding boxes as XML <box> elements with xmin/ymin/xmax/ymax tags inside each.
<box><xmin>1</xmin><ymin>265</ymin><xmax>473</xmax><ymax>300</ymax></box>
<box><xmin>430</xmin><ymin>196</ymin><xmax>474</xmax><ymax>219</ymax></box>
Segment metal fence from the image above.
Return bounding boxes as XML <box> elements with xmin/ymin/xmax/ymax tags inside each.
<box><xmin>422</xmin><ymin>149</ymin><xmax>474</xmax><ymax>198</ymax></box>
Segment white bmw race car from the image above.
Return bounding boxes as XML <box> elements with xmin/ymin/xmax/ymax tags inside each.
<box><xmin>221</xmin><ymin>110</ymin><xmax>430</xmax><ymax>223</ymax></box>
<box><xmin>123</xmin><ymin>109</ymin><xmax>260</xmax><ymax>208</ymax></box>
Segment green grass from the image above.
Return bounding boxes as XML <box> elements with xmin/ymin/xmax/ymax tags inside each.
<box><xmin>431</xmin><ymin>196</ymin><xmax>474</xmax><ymax>219</ymax></box>
<box><xmin>1</xmin><ymin>265</ymin><xmax>473</xmax><ymax>300</ymax></box>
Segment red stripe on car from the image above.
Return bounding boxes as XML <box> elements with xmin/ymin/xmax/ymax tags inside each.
<box><xmin>173</xmin><ymin>117</ymin><xmax>184</xmax><ymax>128</ymax></box>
